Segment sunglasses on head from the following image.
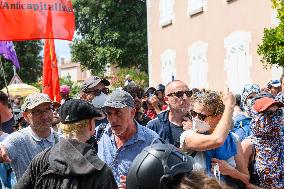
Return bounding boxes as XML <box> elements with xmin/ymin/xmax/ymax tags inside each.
<box><xmin>85</xmin><ymin>88</ymin><xmax>109</xmax><ymax>96</ymax></box>
<box><xmin>263</xmin><ymin>108</ymin><xmax>283</xmax><ymax>117</ymax></box>
<box><xmin>190</xmin><ymin>110</ymin><xmax>212</xmax><ymax>121</ymax></box>
<box><xmin>167</xmin><ymin>90</ymin><xmax>192</xmax><ymax>98</ymax></box>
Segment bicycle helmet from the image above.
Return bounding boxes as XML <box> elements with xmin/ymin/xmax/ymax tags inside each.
<box><xmin>126</xmin><ymin>143</ymin><xmax>194</xmax><ymax>189</ymax></box>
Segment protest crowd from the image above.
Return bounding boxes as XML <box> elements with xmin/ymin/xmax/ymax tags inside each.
<box><xmin>0</xmin><ymin>74</ymin><xmax>282</xmax><ymax>189</ymax></box>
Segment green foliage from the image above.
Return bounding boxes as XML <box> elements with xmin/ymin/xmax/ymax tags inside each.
<box><xmin>0</xmin><ymin>41</ymin><xmax>43</xmax><ymax>89</ymax></box>
<box><xmin>109</xmin><ymin>67</ymin><xmax>148</xmax><ymax>90</ymax></box>
<box><xmin>71</xmin><ymin>0</ymin><xmax>148</xmax><ymax>75</ymax></box>
<box><xmin>59</xmin><ymin>75</ymin><xmax>81</xmax><ymax>97</ymax></box>
<box><xmin>257</xmin><ymin>0</ymin><xmax>284</xmax><ymax>68</ymax></box>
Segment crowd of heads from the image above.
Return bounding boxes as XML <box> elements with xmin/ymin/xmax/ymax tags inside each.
<box><xmin>0</xmin><ymin>74</ymin><xmax>283</xmax><ymax>189</ymax></box>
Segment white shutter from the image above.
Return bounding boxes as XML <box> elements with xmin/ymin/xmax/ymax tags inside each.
<box><xmin>188</xmin><ymin>0</ymin><xmax>203</xmax><ymax>15</ymax></box>
<box><xmin>188</xmin><ymin>42</ymin><xmax>208</xmax><ymax>89</ymax></box>
<box><xmin>224</xmin><ymin>31</ymin><xmax>252</xmax><ymax>94</ymax></box>
<box><xmin>159</xmin><ymin>0</ymin><xmax>174</xmax><ymax>26</ymax></box>
<box><xmin>161</xmin><ymin>49</ymin><xmax>177</xmax><ymax>85</ymax></box>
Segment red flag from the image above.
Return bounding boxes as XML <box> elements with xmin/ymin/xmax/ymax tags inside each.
<box><xmin>0</xmin><ymin>0</ymin><xmax>75</xmax><ymax>41</ymax></box>
<box><xmin>42</xmin><ymin>38</ymin><xmax>61</xmax><ymax>103</ymax></box>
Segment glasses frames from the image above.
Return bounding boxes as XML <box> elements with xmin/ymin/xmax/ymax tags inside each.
<box><xmin>190</xmin><ymin>110</ymin><xmax>212</xmax><ymax>121</ymax></box>
<box><xmin>85</xmin><ymin>88</ymin><xmax>109</xmax><ymax>96</ymax></box>
<box><xmin>167</xmin><ymin>90</ymin><xmax>192</xmax><ymax>98</ymax></box>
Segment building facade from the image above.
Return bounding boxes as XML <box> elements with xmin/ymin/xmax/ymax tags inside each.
<box><xmin>59</xmin><ymin>58</ymin><xmax>91</xmax><ymax>82</ymax></box>
<box><xmin>147</xmin><ymin>0</ymin><xmax>283</xmax><ymax>94</ymax></box>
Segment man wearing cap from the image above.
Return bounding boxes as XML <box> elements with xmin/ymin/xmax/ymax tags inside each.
<box><xmin>80</xmin><ymin>76</ymin><xmax>110</xmax><ymax>142</ymax></box>
<box><xmin>98</xmin><ymin>89</ymin><xmax>159</xmax><ymax>185</ymax></box>
<box><xmin>15</xmin><ymin>99</ymin><xmax>117</xmax><ymax>189</ymax></box>
<box><xmin>0</xmin><ymin>93</ymin><xmax>59</xmax><ymax>180</ymax></box>
<box><xmin>80</xmin><ymin>76</ymin><xmax>110</xmax><ymax>104</ymax></box>
<box><xmin>267</xmin><ymin>79</ymin><xmax>281</xmax><ymax>97</ymax></box>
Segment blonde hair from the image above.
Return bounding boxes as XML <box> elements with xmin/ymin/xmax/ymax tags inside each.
<box><xmin>58</xmin><ymin>119</ymin><xmax>89</xmax><ymax>138</ymax></box>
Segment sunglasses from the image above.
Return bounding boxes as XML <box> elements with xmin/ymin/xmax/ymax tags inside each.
<box><xmin>85</xmin><ymin>88</ymin><xmax>109</xmax><ymax>96</ymax></box>
<box><xmin>167</xmin><ymin>90</ymin><xmax>192</xmax><ymax>98</ymax></box>
<box><xmin>264</xmin><ymin>108</ymin><xmax>283</xmax><ymax>117</ymax></box>
<box><xmin>190</xmin><ymin>110</ymin><xmax>212</xmax><ymax>121</ymax></box>
<box><xmin>131</xmin><ymin>92</ymin><xmax>143</xmax><ymax>99</ymax></box>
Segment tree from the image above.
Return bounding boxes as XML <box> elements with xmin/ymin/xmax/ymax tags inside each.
<box><xmin>0</xmin><ymin>41</ymin><xmax>43</xmax><ymax>88</ymax></box>
<box><xmin>257</xmin><ymin>0</ymin><xmax>284</xmax><ymax>68</ymax></box>
<box><xmin>71</xmin><ymin>0</ymin><xmax>148</xmax><ymax>75</ymax></box>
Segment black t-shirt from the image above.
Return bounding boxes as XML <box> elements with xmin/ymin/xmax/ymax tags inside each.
<box><xmin>2</xmin><ymin>117</ymin><xmax>15</xmax><ymax>134</ymax></box>
<box><xmin>169</xmin><ymin>122</ymin><xmax>184</xmax><ymax>148</ymax></box>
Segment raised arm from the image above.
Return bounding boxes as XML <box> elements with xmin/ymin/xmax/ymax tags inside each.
<box><xmin>182</xmin><ymin>87</ymin><xmax>235</xmax><ymax>151</ymax></box>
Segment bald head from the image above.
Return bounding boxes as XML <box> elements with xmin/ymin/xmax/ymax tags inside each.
<box><xmin>165</xmin><ymin>80</ymin><xmax>189</xmax><ymax>96</ymax></box>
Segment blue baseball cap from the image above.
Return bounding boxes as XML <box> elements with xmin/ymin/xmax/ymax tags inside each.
<box><xmin>267</xmin><ymin>80</ymin><xmax>281</xmax><ymax>88</ymax></box>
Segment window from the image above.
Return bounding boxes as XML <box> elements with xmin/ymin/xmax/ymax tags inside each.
<box><xmin>271</xmin><ymin>10</ymin><xmax>280</xmax><ymax>27</ymax></box>
<box><xmin>271</xmin><ymin>65</ymin><xmax>283</xmax><ymax>80</ymax></box>
<box><xmin>224</xmin><ymin>31</ymin><xmax>252</xmax><ymax>94</ymax></box>
<box><xmin>188</xmin><ymin>0</ymin><xmax>204</xmax><ymax>16</ymax></box>
<box><xmin>159</xmin><ymin>0</ymin><xmax>175</xmax><ymax>27</ymax></box>
<box><xmin>161</xmin><ymin>49</ymin><xmax>177</xmax><ymax>85</ymax></box>
<box><xmin>188</xmin><ymin>42</ymin><xmax>209</xmax><ymax>89</ymax></box>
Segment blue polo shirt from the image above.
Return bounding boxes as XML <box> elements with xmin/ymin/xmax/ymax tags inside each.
<box><xmin>98</xmin><ymin>122</ymin><xmax>159</xmax><ymax>184</ymax></box>
<box><xmin>0</xmin><ymin>127</ymin><xmax>59</xmax><ymax>180</ymax></box>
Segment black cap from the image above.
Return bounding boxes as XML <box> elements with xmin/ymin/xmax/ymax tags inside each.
<box><xmin>81</xmin><ymin>76</ymin><xmax>110</xmax><ymax>92</ymax></box>
<box><xmin>156</xmin><ymin>84</ymin><xmax>165</xmax><ymax>92</ymax></box>
<box><xmin>59</xmin><ymin>99</ymin><xmax>101</xmax><ymax>124</ymax></box>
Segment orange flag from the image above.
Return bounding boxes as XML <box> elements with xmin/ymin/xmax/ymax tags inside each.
<box><xmin>0</xmin><ymin>0</ymin><xmax>75</xmax><ymax>41</ymax></box>
<box><xmin>42</xmin><ymin>38</ymin><xmax>61</xmax><ymax>103</ymax></box>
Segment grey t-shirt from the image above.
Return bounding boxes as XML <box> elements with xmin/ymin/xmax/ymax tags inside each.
<box><xmin>0</xmin><ymin>127</ymin><xmax>58</xmax><ymax>180</ymax></box>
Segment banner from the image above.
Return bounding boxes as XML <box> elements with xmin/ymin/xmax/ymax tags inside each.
<box><xmin>42</xmin><ymin>38</ymin><xmax>61</xmax><ymax>102</ymax></box>
<box><xmin>0</xmin><ymin>41</ymin><xmax>20</xmax><ymax>68</ymax></box>
<box><xmin>0</xmin><ymin>0</ymin><xmax>75</xmax><ymax>41</ymax></box>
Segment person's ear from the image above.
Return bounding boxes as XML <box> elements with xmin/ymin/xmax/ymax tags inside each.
<box><xmin>88</xmin><ymin>119</ymin><xmax>93</xmax><ymax>132</ymax></box>
<box><xmin>22</xmin><ymin>112</ymin><xmax>30</xmax><ymax>123</ymax></box>
<box><xmin>164</xmin><ymin>96</ymin><xmax>169</xmax><ymax>103</ymax></box>
<box><xmin>130</xmin><ymin>108</ymin><xmax>136</xmax><ymax>118</ymax></box>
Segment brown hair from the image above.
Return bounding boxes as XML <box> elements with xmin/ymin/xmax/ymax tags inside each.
<box><xmin>191</xmin><ymin>90</ymin><xmax>225</xmax><ymax>116</ymax></box>
<box><xmin>172</xmin><ymin>171</ymin><xmax>231</xmax><ymax>189</ymax></box>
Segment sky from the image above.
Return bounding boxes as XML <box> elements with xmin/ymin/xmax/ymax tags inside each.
<box><xmin>54</xmin><ymin>39</ymin><xmax>72</xmax><ymax>60</ymax></box>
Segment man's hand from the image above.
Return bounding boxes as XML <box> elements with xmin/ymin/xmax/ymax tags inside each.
<box><xmin>222</xmin><ymin>87</ymin><xmax>236</xmax><ymax>110</ymax></box>
<box><xmin>182</xmin><ymin>117</ymin><xmax>192</xmax><ymax>130</ymax></box>
<box><xmin>0</xmin><ymin>145</ymin><xmax>11</xmax><ymax>163</ymax></box>
<box><xmin>211</xmin><ymin>158</ymin><xmax>234</xmax><ymax>176</ymax></box>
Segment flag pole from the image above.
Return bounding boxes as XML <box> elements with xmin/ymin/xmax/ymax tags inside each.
<box><xmin>0</xmin><ymin>56</ymin><xmax>9</xmax><ymax>93</ymax></box>
<box><xmin>0</xmin><ymin>56</ymin><xmax>13</xmax><ymax>107</ymax></box>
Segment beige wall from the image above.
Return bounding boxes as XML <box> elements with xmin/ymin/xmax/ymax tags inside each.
<box><xmin>147</xmin><ymin>0</ymin><xmax>281</xmax><ymax>92</ymax></box>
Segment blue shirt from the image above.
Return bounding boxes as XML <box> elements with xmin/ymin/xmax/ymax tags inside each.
<box><xmin>98</xmin><ymin>122</ymin><xmax>159</xmax><ymax>184</ymax></box>
<box><xmin>0</xmin><ymin>127</ymin><xmax>59</xmax><ymax>180</ymax></box>
<box><xmin>147</xmin><ymin>110</ymin><xmax>184</xmax><ymax>147</ymax></box>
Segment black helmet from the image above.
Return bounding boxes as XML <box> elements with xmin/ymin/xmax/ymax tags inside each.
<box><xmin>126</xmin><ymin>143</ymin><xmax>194</xmax><ymax>189</ymax></box>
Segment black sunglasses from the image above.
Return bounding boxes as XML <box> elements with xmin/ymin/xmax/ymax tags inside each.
<box><xmin>264</xmin><ymin>108</ymin><xmax>283</xmax><ymax>117</ymax></box>
<box><xmin>131</xmin><ymin>92</ymin><xmax>143</xmax><ymax>99</ymax></box>
<box><xmin>85</xmin><ymin>88</ymin><xmax>109</xmax><ymax>96</ymax></box>
<box><xmin>168</xmin><ymin>90</ymin><xmax>192</xmax><ymax>98</ymax></box>
<box><xmin>190</xmin><ymin>110</ymin><xmax>212</xmax><ymax>121</ymax></box>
